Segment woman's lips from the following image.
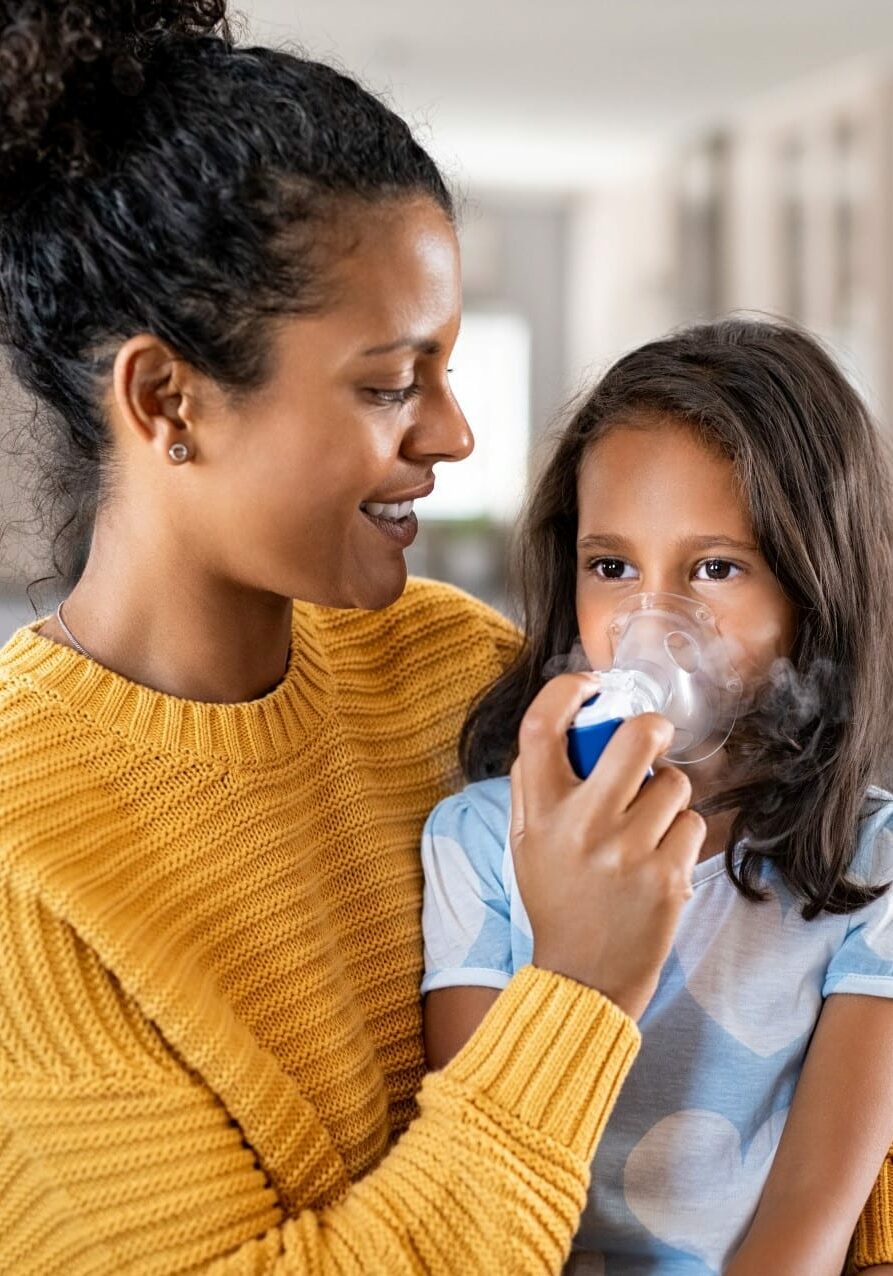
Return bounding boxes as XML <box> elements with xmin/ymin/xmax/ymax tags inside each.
<box><xmin>360</xmin><ymin>506</ymin><xmax>419</xmax><ymax>548</ymax></box>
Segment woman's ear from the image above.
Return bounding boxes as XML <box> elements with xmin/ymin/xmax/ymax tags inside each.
<box><xmin>110</xmin><ymin>334</ymin><xmax>205</xmax><ymax>464</ymax></box>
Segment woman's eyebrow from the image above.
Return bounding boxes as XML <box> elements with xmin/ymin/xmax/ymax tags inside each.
<box><xmin>361</xmin><ymin>336</ymin><xmax>442</xmax><ymax>357</ymax></box>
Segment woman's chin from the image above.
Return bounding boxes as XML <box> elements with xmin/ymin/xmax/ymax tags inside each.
<box><xmin>302</xmin><ymin>561</ymin><xmax>408</xmax><ymax>611</ymax></box>
<box><xmin>351</xmin><ymin>559</ymin><xmax>409</xmax><ymax>610</ymax></box>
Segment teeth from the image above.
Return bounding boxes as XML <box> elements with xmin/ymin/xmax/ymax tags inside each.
<box><xmin>361</xmin><ymin>500</ymin><xmax>414</xmax><ymax>520</ymax></box>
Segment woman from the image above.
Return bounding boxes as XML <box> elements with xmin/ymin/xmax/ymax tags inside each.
<box><xmin>0</xmin><ymin>3</ymin><xmax>884</xmax><ymax>1272</ymax></box>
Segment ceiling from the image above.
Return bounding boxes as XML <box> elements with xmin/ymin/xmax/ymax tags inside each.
<box><xmin>239</xmin><ymin>1</ymin><xmax>893</xmax><ymax>187</ymax></box>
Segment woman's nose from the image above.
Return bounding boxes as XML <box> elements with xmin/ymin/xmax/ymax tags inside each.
<box><xmin>402</xmin><ymin>390</ymin><xmax>474</xmax><ymax>465</ymax></box>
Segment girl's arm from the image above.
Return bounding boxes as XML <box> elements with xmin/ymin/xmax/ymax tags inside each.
<box><xmin>726</xmin><ymin>993</ymin><xmax>893</xmax><ymax>1276</ymax></box>
<box><xmin>425</xmin><ymin>985</ymin><xmax>501</xmax><ymax>1070</ymax></box>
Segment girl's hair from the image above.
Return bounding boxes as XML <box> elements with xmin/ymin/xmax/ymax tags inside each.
<box><xmin>0</xmin><ymin>0</ymin><xmax>452</xmax><ymax>580</ymax></box>
<box><xmin>462</xmin><ymin>318</ymin><xmax>893</xmax><ymax>918</ymax></box>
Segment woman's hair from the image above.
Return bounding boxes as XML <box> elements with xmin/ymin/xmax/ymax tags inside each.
<box><xmin>0</xmin><ymin>0</ymin><xmax>452</xmax><ymax>580</ymax></box>
<box><xmin>462</xmin><ymin>318</ymin><xmax>893</xmax><ymax>918</ymax></box>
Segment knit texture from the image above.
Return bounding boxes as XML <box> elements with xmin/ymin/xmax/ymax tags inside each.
<box><xmin>0</xmin><ymin>577</ymin><xmax>640</xmax><ymax>1274</ymax></box>
<box><xmin>850</xmin><ymin>1152</ymin><xmax>893</xmax><ymax>1270</ymax></box>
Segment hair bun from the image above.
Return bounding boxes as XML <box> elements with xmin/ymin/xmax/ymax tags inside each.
<box><xmin>0</xmin><ymin>1</ymin><xmax>229</xmax><ymax>207</ymax></box>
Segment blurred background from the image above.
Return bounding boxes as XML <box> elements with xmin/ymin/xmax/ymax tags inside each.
<box><xmin>4</xmin><ymin>0</ymin><xmax>893</xmax><ymax>635</ymax></box>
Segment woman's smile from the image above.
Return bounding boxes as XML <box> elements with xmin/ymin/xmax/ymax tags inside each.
<box><xmin>359</xmin><ymin>500</ymin><xmax>420</xmax><ymax>548</ymax></box>
<box><xmin>358</xmin><ymin>479</ymin><xmax>436</xmax><ymax>548</ymax></box>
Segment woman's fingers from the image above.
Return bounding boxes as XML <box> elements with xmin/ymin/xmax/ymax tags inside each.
<box><xmin>580</xmin><ymin>713</ymin><xmax>675</xmax><ymax>814</ymax></box>
<box><xmin>509</xmin><ymin>760</ymin><xmax>525</xmax><ymax>850</ymax></box>
<box><xmin>657</xmin><ymin>808</ymin><xmax>706</xmax><ymax>894</ymax></box>
<box><xmin>623</xmin><ymin>763</ymin><xmax>693</xmax><ymax>852</ymax></box>
<box><xmin>516</xmin><ymin>673</ymin><xmax>601</xmax><ymax>816</ymax></box>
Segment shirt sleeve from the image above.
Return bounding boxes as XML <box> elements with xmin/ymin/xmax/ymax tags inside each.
<box><xmin>421</xmin><ymin>778</ymin><xmax>516</xmax><ymax>994</ymax></box>
<box><xmin>824</xmin><ymin>798</ymin><xmax>893</xmax><ymax>1000</ymax></box>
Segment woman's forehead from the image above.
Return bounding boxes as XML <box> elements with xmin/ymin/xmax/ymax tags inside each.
<box><xmin>323</xmin><ymin>199</ymin><xmax>461</xmax><ymax>335</ymax></box>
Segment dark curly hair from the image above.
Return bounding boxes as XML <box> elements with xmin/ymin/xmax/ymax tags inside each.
<box><xmin>0</xmin><ymin>1</ymin><xmax>453</xmax><ymax>580</ymax></box>
<box><xmin>461</xmin><ymin>318</ymin><xmax>893</xmax><ymax>919</ymax></box>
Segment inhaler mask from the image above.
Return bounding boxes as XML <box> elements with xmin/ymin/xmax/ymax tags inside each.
<box><xmin>571</xmin><ymin>593</ymin><xmax>743</xmax><ymax>768</ymax></box>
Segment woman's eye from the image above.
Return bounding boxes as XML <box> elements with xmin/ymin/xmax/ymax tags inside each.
<box><xmin>368</xmin><ymin>383</ymin><xmax>422</xmax><ymax>405</ymax></box>
<box><xmin>694</xmin><ymin>558</ymin><xmax>742</xmax><ymax>582</ymax></box>
<box><xmin>589</xmin><ymin>557</ymin><xmax>636</xmax><ymax>580</ymax></box>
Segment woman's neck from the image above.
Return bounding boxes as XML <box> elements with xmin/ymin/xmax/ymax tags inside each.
<box><xmin>40</xmin><ymin>515</ymin><xmax>294</xmax><ymax>704</ymax></box>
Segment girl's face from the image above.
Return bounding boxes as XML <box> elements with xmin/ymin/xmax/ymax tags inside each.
<box><xmin>163</xmin><ymin>196</ymin><xmax>470</xmax><ymax>611</ymax></box>
<box><xmin>575</xmin><ymin>421</ymin><xmax>798</xmax><ymax>689</ymax></box>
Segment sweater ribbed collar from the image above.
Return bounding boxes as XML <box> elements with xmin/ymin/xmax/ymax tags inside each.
<box><xmin>0</xmin><ymin>604</ymin><xmax>332</xmax><ymax>766</ymax></box>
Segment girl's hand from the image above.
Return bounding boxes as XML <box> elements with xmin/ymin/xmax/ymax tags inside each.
<box><xmin>511</xmin><ymin>672</ymin><xmax>705</xmax><ymax>1020</ymax></box>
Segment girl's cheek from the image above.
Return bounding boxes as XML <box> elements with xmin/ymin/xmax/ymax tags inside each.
<box><xmin>722</xmin><ymin>594</ymin><xmax>797</xmax><ymax>681</ymax></box>
<box><xmin>576</xmin><ymin>605</ymin><xmax>616</xmax><ymax>671</ymax></box>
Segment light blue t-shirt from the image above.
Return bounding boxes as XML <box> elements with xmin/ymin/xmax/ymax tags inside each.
<box><xmin>421</xmin><ymin>777</ymin><xmax>893</xmax><ymax>1275</ymax></box>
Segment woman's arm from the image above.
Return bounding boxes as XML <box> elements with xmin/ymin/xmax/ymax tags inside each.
<box><xmin>0</xmin><ymin>958</ymin><xmax>638</xmax><ymax>1275</ymax></box>
<box><xmin>2</xmin><ymin>674</ymin><xmax>702</xmax><ymax>1274</ymax></box>
<box><xmin>726</xmin><ymin>993</ymin><xmax>893</xmax><ymax>1276</ymax></box>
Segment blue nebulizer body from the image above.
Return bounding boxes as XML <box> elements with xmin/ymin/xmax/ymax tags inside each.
<box><xmin>567</xmin><ymin>593</ymin><xmax>743</xmax><ymax>780</ymax></box>
<box><xmin>568</xmin><ymin>669</ymin><xmax>667</xmax><ymax>780</ymax></box>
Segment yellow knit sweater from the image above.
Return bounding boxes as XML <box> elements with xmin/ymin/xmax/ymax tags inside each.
<box><xmin>0</xmin><ymin>578</ymin><xmax>640</xmax><ymax>1275</ymax></box>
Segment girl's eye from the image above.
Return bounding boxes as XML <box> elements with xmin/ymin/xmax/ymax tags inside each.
<box><xmin>589</xmin><ymin>557</ymin><xmax>637</xmax><ymax>581</ymax></box>
<box><xmin>368</xmin><ymin>383</ymin><xmax>423</xmax><ymax>405</ymax></box>
<box><xmin>694</xmin><ymin>558</ymin><xmax>742</xmax><ymax>582</ymax></box>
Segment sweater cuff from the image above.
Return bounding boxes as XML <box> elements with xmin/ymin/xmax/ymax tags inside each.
<box><xmin>849</xmin><ymin>1156</ymin><xmax>893</xmax><ymax>1271</ymax></box>
<box><xmin>441</xmin><ymin>964</ymin><xmax>640</xmax><ymax>1161</ymax></box>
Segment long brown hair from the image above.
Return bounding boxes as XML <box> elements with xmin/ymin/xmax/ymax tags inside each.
<box><xmin>462</xmin><ymin>319</ymin><xmax>893</xmax><ymax>918</ymax></box>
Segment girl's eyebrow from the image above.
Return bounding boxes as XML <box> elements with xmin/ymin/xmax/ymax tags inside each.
<box><xmin>576</xmin><ymin>533</ymin><xmax>632</xmax><ymax>551</ymax></box>
<box><xmin>682</xmin><ymin>534</ymin><xmax>759</xmax><ymax>553</ymax></box>
<box><xmin>577</xmin><ymin>532</ymin><xmax>758</xmax><ymax>553</ymax></box>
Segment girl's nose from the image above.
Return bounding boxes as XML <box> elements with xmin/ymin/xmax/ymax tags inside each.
<box><xmin>639</xmin><ymin>569</ymin><xmax>691</xmax><ymax>597</ymax></box>
<box><xmin>642</xmin><ymin>571</ymin><xmax>678</xmax><ymax>594</ymax></box>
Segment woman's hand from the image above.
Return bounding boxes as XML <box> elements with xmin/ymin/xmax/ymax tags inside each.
<box><xmin>511</xmin><ymin>672</ymin><xmax>705</xmax><ymax>1019</ymax></box>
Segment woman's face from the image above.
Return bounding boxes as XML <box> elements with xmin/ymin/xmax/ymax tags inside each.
<box><xmin>574</xmin><ymin>420</ymin><xmax>798</xmax><ymax>690</ymax></box>
<box><xmin>176</xmin><ymin>197</ymin><xmax>470</xmax><ymax>610</ymax></box>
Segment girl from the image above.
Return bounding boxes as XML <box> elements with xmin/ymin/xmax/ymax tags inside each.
<box><xmin>422</xmin><ymin>319</ymin><xmax>893</xmax><ymax>1274</ymax></box>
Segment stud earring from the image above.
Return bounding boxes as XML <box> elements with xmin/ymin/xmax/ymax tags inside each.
<box><xmin>168</xmin><ymin>442</ymin><xmax>191</xmax><ymax>464</ymax></box>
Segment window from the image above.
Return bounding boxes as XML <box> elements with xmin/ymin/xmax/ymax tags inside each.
<box><xmin>424</xmin><ymin>310</ymin><xmax>531</xmax><ymax>523</ymax></box>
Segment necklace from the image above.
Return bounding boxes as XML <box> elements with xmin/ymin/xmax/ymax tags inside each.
<box><xmin>55</xmin><ymin>600</ymin><xmax>93</xmax><ymax>659</ymax></box>
<box><xmin>54</xmin><ymin>599</ymin><xmax>292</xmax><ymax>682</ymax></box>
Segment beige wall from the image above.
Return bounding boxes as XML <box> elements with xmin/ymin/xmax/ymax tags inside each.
<box><xmin>0</xmin><ymin>361</ymin><xmax>50</xmax><ymax>587</ymax></box>
<box><xmin>563</xmin><ymin>59</ymin><xmax>893</xmax><ymax>437</ymax></box>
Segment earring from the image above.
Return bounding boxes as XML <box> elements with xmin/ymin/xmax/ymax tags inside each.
<box><xmin>168</xmin><ymin>442</ymin><xmax>191</xmax><ymax>464</ymax></box>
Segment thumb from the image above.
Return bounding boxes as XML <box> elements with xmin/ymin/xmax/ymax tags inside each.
<box><xmin>509</xmin><ymin>759</ymin><xmax>526</xmax><ymax>852</ymax></box>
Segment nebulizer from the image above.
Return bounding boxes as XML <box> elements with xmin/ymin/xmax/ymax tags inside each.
<box><xmin>567</xmin><ymin>593</ymin><xmax>743</xmax><ymax>778</ymax></box>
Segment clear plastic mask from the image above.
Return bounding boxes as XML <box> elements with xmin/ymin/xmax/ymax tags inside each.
<box><xmin>598</xmin><ymin>592</ymin><xmax>742</xmax><ymax>764</ymax></box>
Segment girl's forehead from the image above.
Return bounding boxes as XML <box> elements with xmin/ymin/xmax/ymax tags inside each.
<box><xmin>578</xmin><ymin>423</ymin><xmax>751</xmax><ymax>537</ymax></box>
